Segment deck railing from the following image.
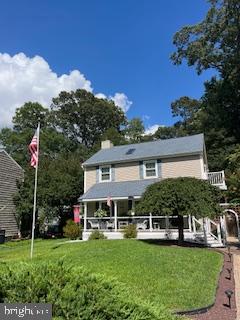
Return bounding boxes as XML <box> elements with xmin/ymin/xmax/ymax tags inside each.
<box><xmin>208</xmin><ymin>170</ymin><xmax>227</xmax><ymax>190</ymax></box>
<box><xmin>85</xmin><ymin>215</ymin><xmax>190</xmax><ymax>232</ymax></box>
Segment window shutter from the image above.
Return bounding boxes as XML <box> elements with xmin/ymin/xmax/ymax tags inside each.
<box><xmin>96</xmin><ymin>166</ymin><xmax>99</xmax><ymax>182</ymax></box>
<box><xmin>157</xmin><ymin>159</ymin><xmax>162</xmax><ymax>178</ymax></box>
<box><xmin>111</xmin><ymin>165</ymin><xmax>115</xmax><ymax>181</ymax></box>
<box><xmin>139</xmin><ymin>161</ymin><xmax>144</xmax><ymax>179</ymax></box>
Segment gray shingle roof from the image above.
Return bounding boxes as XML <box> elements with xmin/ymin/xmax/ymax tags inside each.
<box><xmin>83</xmin><ymin>134</ymin><xmax>204</xmax><ymax>166</ymax></box>
<box><xmin>79</xmin><ymin>178</ymin><xmax>159</xmax><ymax>200</ymax></box>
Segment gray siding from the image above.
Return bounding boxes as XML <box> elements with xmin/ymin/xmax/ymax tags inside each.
<box><xmin>0</xmin><ymin>151</ymin><xmax>24</xmax><ymax>237</ymax></box>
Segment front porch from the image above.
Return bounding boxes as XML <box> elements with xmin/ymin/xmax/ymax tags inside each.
<box><xmin>81</xmin><ymin>199</ymin><xmax>224</xmax><ymax>246</ymax></box>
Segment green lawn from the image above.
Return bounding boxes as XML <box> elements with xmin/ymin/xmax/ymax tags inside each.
<box><xmin>0</xmin><ymin>239</ymin><xmax>222</xmax><ymax>313</ymax></box>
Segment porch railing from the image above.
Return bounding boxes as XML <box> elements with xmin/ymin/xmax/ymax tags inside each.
<box><xmin>85</xmin><ymin>215</ymin><xmax>191</xmax><ymax>232</ymax></box>
<box><xmin>208</xmin><ymin>171</ymin><xmax>227</xmax><ymax>190</ymax></box>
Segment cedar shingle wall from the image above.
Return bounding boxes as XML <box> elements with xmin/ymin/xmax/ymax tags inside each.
<box><xmin>0</xmin><ymin>151</ymin><xmax>24</xmax><ymax>237</ymax></box>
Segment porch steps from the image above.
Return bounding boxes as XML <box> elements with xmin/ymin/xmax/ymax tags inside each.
<box><xmin>191</xmin><ymin>232</ymin><xmax>224</xmax><ymax>248</ymax></box>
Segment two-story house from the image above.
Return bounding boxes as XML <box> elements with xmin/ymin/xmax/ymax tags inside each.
<box><xmin>79</xmin><ymin>134</ymin><xmax>227</xmax><ymax>246</ymax></box>
<box><xmin>0</xmin><ymin>147</ymin><xmax>24</xmax><ymax>239</ymax></box>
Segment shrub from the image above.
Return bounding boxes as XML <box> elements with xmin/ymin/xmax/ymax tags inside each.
<box><xmin>63</xmin><ymin>220</ymin><xmax>82</xmax><ymax>240</ymax></box>
<box><xmin>0</xmin><ymin>262</ymin><xmax>170</xmax><ymax>320</ymax></box>
<box><xmin>89</xmin><ymin>230</ymin><xmax>107</xmax><ymax>240</ymax></box>
<box><xmin>122</xmin><ymin>224</ymin><xmax>137</xmax><ymax>239</ymax></box>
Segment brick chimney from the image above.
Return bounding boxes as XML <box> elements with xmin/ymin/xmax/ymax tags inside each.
<box><xmin>101</xmin><ymin>140</ymin><xmax>113</xmax><ymax>149</ymax></box>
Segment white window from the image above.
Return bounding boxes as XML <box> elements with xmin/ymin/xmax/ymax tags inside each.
<box><xmin>100</xmin><ymin>165</ymin><xmax>111</xmax><ymax>182</ymax></box>
<box><xmin>143</xmin><ymin>160</ymin><xmax>157</xmax><ymax>178</ymax></box>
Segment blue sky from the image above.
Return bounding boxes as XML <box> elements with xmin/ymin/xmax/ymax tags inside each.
<box><xmin>0</xmin><ymin>0</ymin><xmax>214</xmax><ymax>131</ymax></box>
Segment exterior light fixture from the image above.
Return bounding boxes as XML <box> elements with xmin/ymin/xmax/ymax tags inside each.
<box><xmin>225</xmin><ymin>289</ymin><xmax>233</xmax><ymax>308</ymax></box>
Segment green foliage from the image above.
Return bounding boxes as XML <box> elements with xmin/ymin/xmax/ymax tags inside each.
<box><xmin>0</xmin><ymin>239</ymin><xmax>222</xmax><ymax>314</ymax></box>
<box><xmin>169</xmin><ymin>0</ymin><xmax>240</xmax><ymax>174</ymax></box>
<box><xmin>94</xmin><ymin>209</ymin><xmax>107</xmax><ymax>218</ymax></box>
<box><xmin>89</xmin><ymin>230</ymin><xmax>107</xmax><ymax>240</ymax></box>
<box><xmin>225</xmin><ymin>145</ymin><xmax>240</xmax><ymax>200</ymax></box>
<box><xmin>63</xmin><ymin>220</ymin><xmax>82</xmax><ymax>240</ymax></box>
<box><xmin>51</xmin><ymin>89</ymin><xmax>126</xmax><ymax>148</ymax></box>
<box><xmin>125</xmin><ymin>117</ymin><xmax>145</xmax><ymax>143</ymax></box>
<box><xmin>136</xmin><ymin>178</ymin><xmax>222</xmax><ymax>243</ymax></box>
<box><xmin>122</xmin><ymin>224</ymin><xmax>137</xmax><ymax>239</ymax></box>
<box><xmin>0</xmin><ymin>261</ymin><xmax>167</xmax><ymax>320</ymax></box>
<box><xmin>136</xmin><ymin>178</ymin><xmax>222</xmax><ymax>218</ymax></box>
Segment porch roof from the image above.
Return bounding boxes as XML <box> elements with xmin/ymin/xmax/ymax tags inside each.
<box><xmin>79</xmin><ymin>178</ymin><xmax>159</xmax><ymax>201</ymax></box>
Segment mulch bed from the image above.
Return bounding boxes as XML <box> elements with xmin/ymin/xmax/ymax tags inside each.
<box><xmin>190</xmin><ymin>251</ymin><xmax>236</xmax><ymax>320</ymax></box>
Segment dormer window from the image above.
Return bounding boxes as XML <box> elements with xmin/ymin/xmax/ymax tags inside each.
<box><xmin>100</xmin><ymin>165</ymin><xmax>111</xmax><ymax>182</ymax></box>
<box><xmin>143</xmin><ymin>160</ymin><xmax>157</xmax><ymax>178</ymax></box>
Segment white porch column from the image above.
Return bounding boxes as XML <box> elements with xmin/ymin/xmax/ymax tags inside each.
<box><xmin>188</xmin><ymin>215</ymin><xmax>192</xmax><ymax>232</ymax></box>
<box><xmin>84</xmin><ymin>202</ymin><xmax>87</xmax><ymax>232</ymax></box>
<box><xmin>99</xmin><ymin>201</ymin><xmax>102</xmax><ymax>210</ymax></box>
<box><xmin>149</xmin><ymin>213</ymin><xmax>153</xmax><ymax>232</ymax></box>
<box><xmin>114</xmin><ymin>200</ymin><xmax>118</xmax><ymax>232</ymax></box>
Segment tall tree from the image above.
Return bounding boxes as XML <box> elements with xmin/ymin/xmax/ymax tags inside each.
<box><xmin>170</xmin><ymin>0</ymin><xmax>240</xmax><ymax>172</ymax></box>
<box><xmin>51</xmin><ymin>89</ymin><xmax>126</xmax><ymax>148</ymax></box>
<box><xmin>125</xmin><ymin>118</ymin><xmax>145</xmax><ymax>143</ymax></box>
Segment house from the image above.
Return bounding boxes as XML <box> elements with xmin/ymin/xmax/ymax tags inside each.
<box><xmin>79</xmin><ymin>134</ymin><xmax>227</xmax><ymax>246</ymax></box>
<box><xmin>0</xmin><ymin>147</ymin><xmax>24</xmax><ymax>238</ymax></box>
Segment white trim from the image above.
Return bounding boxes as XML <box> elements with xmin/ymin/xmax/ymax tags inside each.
<box><xmin>200</xmin><ymin>155</ymin><xmax>207</xmax><ymax>180</ymax></box>
<box><xmin>143</xmin><ymin>159</ymin><xmax>158</xmax><ymax>179</ymax></box>
<box><xmin>82</xmin><ymin>196</ymin><xmax>141</xmax><ymax>202</ymax></box>
<box><xmin>84</xmin><ymin>169</ymin><xmax>87</xmax><ymax>193</ymax></box>
<box><xmin>99</xmin><ymin>165</ymin><xmax>111</xmax><ymax>182</ymax></box>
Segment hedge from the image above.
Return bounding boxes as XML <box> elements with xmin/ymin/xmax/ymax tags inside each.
<box><xmin>0</xmin><ymin>261</ymin><xmax>178</xmax><ymax>320</ymax></box>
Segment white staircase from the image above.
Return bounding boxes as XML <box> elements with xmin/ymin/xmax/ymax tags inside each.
<box><xmin>191</xmin><ymin>217</ymin><xmax>224</xmax><ymax>247</ymax></box>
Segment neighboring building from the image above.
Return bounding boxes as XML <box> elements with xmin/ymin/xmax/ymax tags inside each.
<box><xmin>79</xmin><ymin>134</ymin><xmax>227</xmax><ymax>246</ymax></box>
<box><xmin>0</xmin><ymin>148</ymin><xmax>24</xmax><ymax>238</ymax></box>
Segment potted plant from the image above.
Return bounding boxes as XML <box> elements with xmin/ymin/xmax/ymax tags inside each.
<box><xmin>94</xmin><ymin>209</ymin><xmax>108</xmax><ymax>218</ymax></box>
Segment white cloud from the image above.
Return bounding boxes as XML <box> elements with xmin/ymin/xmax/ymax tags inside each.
<box><xmin>95</xmin><ymin>92</ymin><xmax>132</xmax><ymax>113</ymax></box>
<box><xmin>109</xmin><ymin>93</ymin><xmax>132</xmax><ymax>112</ymax></box>
<box><xmin>0</xmin><ymin>52</ymin><xmax>132</xmax><ymax>127</ymax></box>
<box><xmin>95</xmin><ymin>93</ymin><xmax>107</xmax><ymax>99</ymax></box>
<box><xmin>145</xmin><ymin>124</ymin><xmax>160</xmax><ymax>135</ymax></box>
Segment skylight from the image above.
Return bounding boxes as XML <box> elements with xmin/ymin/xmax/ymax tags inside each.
<box><xmin>125</xmin><ymin>148</ymin><xmax>136</xmax><ymax>155</ymax></box>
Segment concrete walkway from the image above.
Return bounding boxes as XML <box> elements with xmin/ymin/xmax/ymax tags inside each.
<box><xmin>234</xmin><ymin>254</ymin><xmax>240</xmax><ymax>320</ymax></box>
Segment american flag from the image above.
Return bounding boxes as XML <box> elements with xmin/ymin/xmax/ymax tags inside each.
<box><xmin>29</xmin><ymin>126</ymin><xmax>39</xmax><ymax>169</ymax></box>
<box><xmin>107</xmin><ymin>196</ymin><xmax>112</xmax><ymax>207</ymax></box>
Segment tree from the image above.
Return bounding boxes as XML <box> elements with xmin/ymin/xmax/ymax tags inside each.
<box><xmin>170</xmin><ymin>0</ymin><xmax>240</xmax><ymax>172</ymax></box>
<box><xmin>13</xmin><ymin>102</ymin><xmax>50</xmax><ymax>132</ymax></box>
<box><xmin>125</xmin><ymin>118</ymin><xmax>145</xmax><ymax>143</ymax></box>
<box><xmin>225</xmin><ymin>145</ymin><xmax>240</xmax><ymax>201</ymax></box>
<box><xmin>14</xmin><ymin>150</ymin><xmax>86</xmax><ymax>235</ymax></box>
<box><xmin>171</xmin><ymin>96</ymin><xmax>201</xmax><ymax>126</ymax></box>
<box><xmin>51</xmin><ymin>89</ymin><xmax>126</xmax><ymax>147</ymax></box>
<box><xmin>171</xmin><ymin>0</ymin><xmax>240</xmax><ymax>78</ymax></box>
<box><xmin>136</xmin><ymin>177</ymin><xmax>222</xmax><ymax>245</ymax></box>
<box><xmin>154</xmin><ymin>125</ymin><xmax>186</xmax><ymax>140</ymax></box>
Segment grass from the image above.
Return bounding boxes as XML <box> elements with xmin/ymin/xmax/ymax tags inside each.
<box><xmin>0</xmin><ymin>239</ymin><xmax>222</xmax><ymax>313</ymax></box>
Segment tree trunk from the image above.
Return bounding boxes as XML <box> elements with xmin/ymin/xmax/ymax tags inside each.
<box><xmin>178</xmin><ymin>214</ymin><xmax>184</xmax><ymax>246</ymax></box>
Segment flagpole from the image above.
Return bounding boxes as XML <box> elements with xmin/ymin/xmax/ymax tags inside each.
<box><xmin>30</xmin><ymin>122</ymin><xmax>40</xmax><ymax>259</ymax></box>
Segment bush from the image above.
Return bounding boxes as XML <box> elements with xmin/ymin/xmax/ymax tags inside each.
<box><xmin>0</xmin><ymin>261</ymin><xmax>169</xmax><ymax>320</ymax></box>
<box><xmin>122</xmin><ymin>224</ymin><xmax>137</xmax><ymax>239</ymax></box>
<box><xmin>89</xmin><ymin>230</ymin><xmax>107</xmax><ymax>240</ymax></box>
<box><xmin>63</xmin><ymin>220</ymin><xmax>82</xmax><ymax>240</ymax></box>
